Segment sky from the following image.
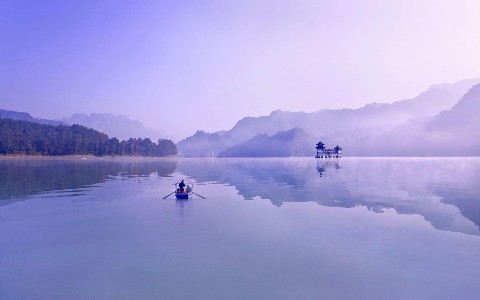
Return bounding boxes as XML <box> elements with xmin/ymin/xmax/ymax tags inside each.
<box><xmin>1</xmin><ymin>0</ymin><xmax>479</xmax><ymax>141</ymax></box>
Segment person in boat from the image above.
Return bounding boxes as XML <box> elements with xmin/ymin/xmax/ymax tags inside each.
<box><xmin>178</xmin><ymin>180</ymin><xmax>186</xmax><ymax>193</ymax></box>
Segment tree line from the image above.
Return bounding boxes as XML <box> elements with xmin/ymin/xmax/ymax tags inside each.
<box><xmin>0</xmin><ymin>118</ymin><xmax>177</xmax><ymax>157</ymax></box>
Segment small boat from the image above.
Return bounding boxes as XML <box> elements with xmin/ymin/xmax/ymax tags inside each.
<box><xmin>174</xmin><ymin>180</ymin><xmax>193</xmax><ymax>200</ymax></box>
<box><xmin>163</xmin><ymin>180</ymin><xmax>205</xmax><ymax>200</ymax></box>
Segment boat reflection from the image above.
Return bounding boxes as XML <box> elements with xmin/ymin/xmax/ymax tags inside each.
<box><xmin>175</xmin><ymin>198</ymin><xmax>189</xmax><ymax>222</ymax></box>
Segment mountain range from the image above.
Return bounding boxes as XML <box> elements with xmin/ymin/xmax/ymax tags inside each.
<box><xmin>218</xmin><ymin>128</ymin><xmax>316</xmax><ymax>157</ymax></box>
<box><xmin>0</xmin><ymin>111</ymin><xmax>169</xmax><ymax>142</ymax></box>
<box><xmin>0</xmin><ymin>109</ymin><xmax>63</xmax><ymax>126</ymax></box>
<box><xmin>177</xmin><ymin>78</ymin><xmax>480</xmax><ymax>157</ymax></box>
<box><xmin>62</xmin><ymin>113</ymin><xmax>169</xmax><ymax>142</ymax></box>
<box><xmin>338</xmin><ymin>83</ymin><xmax>480</xmax><ymax>156</ymax></box>
<box><xmin>2</xmin><ymin>78</ymin><xmax>479</xmax><ymax>157</ymax></box>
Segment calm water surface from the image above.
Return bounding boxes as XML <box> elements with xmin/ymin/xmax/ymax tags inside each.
<box><xmin>0</xmin><ymin>157</ymin><xmax>479</xmax><ymax>299</ymax></box>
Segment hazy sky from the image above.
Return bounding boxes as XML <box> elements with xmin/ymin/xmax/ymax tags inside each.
<box><xmin>1</xmin><ymin>0</ymin><xmax>479</xmax><ymax>140</ymax></box>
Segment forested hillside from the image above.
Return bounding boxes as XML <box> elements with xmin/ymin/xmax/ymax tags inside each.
<box><xmin>218</xmin><ymin>128</ymin><xmax>315</xmax><ymax>157</ymax></box>
<box><xmin>0</xmin><ymin>118</ymin><xmax>177</xmax><ymax>157</ymax></box>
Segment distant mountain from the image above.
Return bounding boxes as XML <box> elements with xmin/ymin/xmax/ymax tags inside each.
<box><xmin>341</xmin><ymin>84</ymin><xmax>480</xmax><ymax>156</ymax></box>
<box><xmin>62</xmin><ymin>113</ymin><xmax>169</xmax><ymax>142</ymax></box>
<box><xmin>422</xmin><ymin>84</ymin><xmax>480</xmax><ymax>155</ymax></box>
<box><xmin>1</xmin><ymin>109</ymin><xmax>172</xmax><ymax>144</ymax></box>
<box><xmin>428</xmin><ymin>84</ymin><xmax>480</xmax><ymax>131</ymax></box>
<box><xmin>219</xmin><ymin>128</ymin><xmax>316</xmax><ymax>157</ymax></box>
<box><xmin>177</xmin><ymin>78</ymin><xmax>480</xmax><ymax>157</ymax></box>
<box><xmin>0</xmin><ymin>109</ymin><xmax>63</xmax><ymax>126</ymax></box>
<box><xmin>427</xmin><ymin>78</ymin><xmax>480</xmax><ymax>103</ymax></box>
<box><xmin>175</xmin><ymin>130</ymin><xmax>227</xmax><ymax>157</ymax></box>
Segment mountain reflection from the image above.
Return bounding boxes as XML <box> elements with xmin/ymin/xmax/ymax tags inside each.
<box><xmin>0</xmin><ymin>158</ymin><xmax>177</xmax><ymax>202</ymax></box>
<box><xmin>176</xmin><ymin>158</ymin><xmax>480</xmax><ymax>236</ymax></box>
<box><xmin>2</xmin><ymin>157</ymin><xmax>478</xmax><ymax>236</ymax></box>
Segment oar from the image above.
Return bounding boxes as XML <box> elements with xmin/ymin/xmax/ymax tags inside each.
<box><xmin>193</xmin><ymin>192</ymin><xmax>206</xmax><ymax>199</ymax></box>
<box><xmin>162</xmin><ymin>191</ymin><xmax>175</xmax><ymax>199</ymax></box>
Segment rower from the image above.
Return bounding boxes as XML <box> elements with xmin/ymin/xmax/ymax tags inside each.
<box><xmin>179</xmin><ymin>180</ymin><xmax>186</xmax><ymax>192</ymax></box>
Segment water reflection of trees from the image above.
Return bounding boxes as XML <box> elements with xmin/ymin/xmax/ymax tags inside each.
<box><xmin>0</xmin><ymin>158</ymin><xmax>177</xmax><ymax>202</ymax></box>
<box><xmin>176</xmin><ymin>158</ymin><xmax>480</xmax><ymax>235</ymax></box>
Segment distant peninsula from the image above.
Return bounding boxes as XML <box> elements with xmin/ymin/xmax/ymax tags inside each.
<box><xmin>0</xmin><ymin>118</ymin><xmax>177</xmax><ymax>157</ymax></box>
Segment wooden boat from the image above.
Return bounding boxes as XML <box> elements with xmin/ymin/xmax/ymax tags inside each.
<box><xmin>175</xmin><ymin>191</ymin><xmax>190</xmax><ymax>199</ymax></box>
<box><xmin>174</xmin><ymin>181</ymin><xmax>192</xmax><ymax>199</ymax></box>
<box><xmin>163</xmin><ymin>180</ymin><xmax>205</xmax><ymax>200</ymax></box>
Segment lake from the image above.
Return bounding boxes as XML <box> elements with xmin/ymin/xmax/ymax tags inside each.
<box><xmin>1</xmin><ymin>157</ymin><xmax>479</xmax><ymax>299</ymax></box>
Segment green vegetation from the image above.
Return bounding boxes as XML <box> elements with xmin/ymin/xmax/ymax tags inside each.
<box><xmin>0</xmin><ymin>118</ymin><xmax>177</xmax><ymax>157</ymax></box>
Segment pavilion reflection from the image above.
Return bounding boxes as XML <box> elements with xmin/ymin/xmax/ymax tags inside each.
<box><xmin>317</xmin><ymin>159</ymin><xmax>341</xmax><ymax>177</ymax></box>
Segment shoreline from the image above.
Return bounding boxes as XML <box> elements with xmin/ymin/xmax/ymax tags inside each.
<box><xmin>0</xmin><ymin>154</ymin><xmax>178</xmax><ymax>160</ymax></box>
<box><xmin>1</xmin><ymin>155</ymin><xmax>478</xmax><ymax>160</ymax></box>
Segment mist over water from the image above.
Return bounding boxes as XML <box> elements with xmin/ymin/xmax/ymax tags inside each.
<box><xmin>1</xmin><ymin>157</ymin><xmax>479</xmax><ymax>299</ymax></box>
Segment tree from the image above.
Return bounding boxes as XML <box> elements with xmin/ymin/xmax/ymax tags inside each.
<box><xmin>0</xmin><ymin>118</ymin><xmax>178</xmax><ymax>157</ymax></box>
